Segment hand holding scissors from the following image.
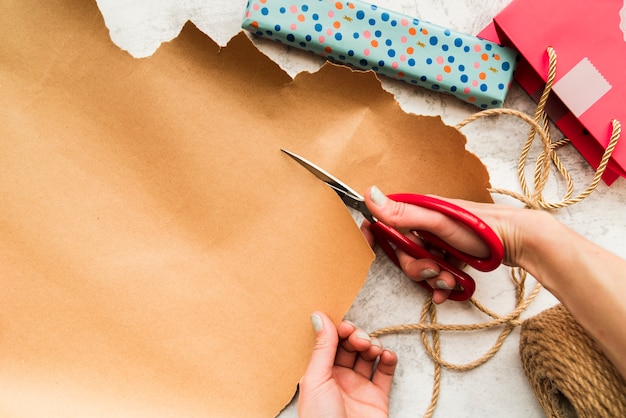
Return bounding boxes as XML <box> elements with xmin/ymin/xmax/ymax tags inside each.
<box><xmin>282</xmin><ymin>149</ymin><xmax>504</xmax><ymax>302</ymax></box>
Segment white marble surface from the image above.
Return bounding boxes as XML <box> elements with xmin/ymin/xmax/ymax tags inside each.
<box><xmin>96</xmin><ymin>1</ymin><xmax>626</xmax><ymax>416</ymax></box>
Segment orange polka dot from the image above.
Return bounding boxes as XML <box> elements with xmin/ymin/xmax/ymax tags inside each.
<box><xmin>408</xmin><ymin>27</ymin><xmax>417</xmax><ymax>36</ymax></box>
<box><xmin>468</xmin><ymin>97</ymin><xmax>476</xmax><ymax>102</ymax></box>
<box><xmin>335</xmin><ymin>2</ymin><xmax>342</xmax><ymax>9</ymax></box>
<box><xmin>479</xmin><ymin>72</ymin><xmax>486</xmax><ymax>80</ymax></box>
<box><xmin>260</xmin><ymin>0</ymin><xmax>266</xmax><ymax>2</ymax></box>
<box><xmin>251</xmin><ymin>21</ymin><xmax>259</xmax><ymax>28</ymax></box>
<box><xmin>444</xmin><ymin>65</ymin><xmax>452</xmax><ymax>73</ymax></box>
<box><xmin>422</xmin><ymin>28</ymin><xmax>429</xmax><ymax>35</ymax></box>
<box><xmin>406</xmin><ymin>46</ymin><xmax>414</xmax><ymax>54</ymax></box>
<box><xmin>348</xmin><ymin>2</ymin><xmax>355</xmax><ymax>8</ymax></box>
<box><xmin>493</xmin><ymin>54</ymin><xmax>501</xmax><ymax>61</ymax></box>
<box><xmin>397</xmin><ymin>72</ymin><xmax>405</xmax><ymax>78</ymax></box>
<box><xmin>481</xmin><ymin>53</ymin><xmax>489</xmax><ymax>61</ymax></box>
<box><xmin>325</xmin><ymin>46</ymin><xmax>332</xmax><ymax>53</ymax></box>
<box><xmin>298</xmin><ymin>14</ymin><xmax>305</xmax><ymax>22</ymax></box>
<box><xmin>333</xmin><ymin>21</ymin><xmax>341</xmax><ymax>28</ymax></box>
<box><xmin>371</xmin><ymin>40</ymin><xmax>379</xmax><ymax>47</ymax></box>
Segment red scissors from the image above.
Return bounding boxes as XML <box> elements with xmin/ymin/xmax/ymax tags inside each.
<box><xmin>282</xmin><ymin>149</ymin><xmax>504</xmax><ymax>301</ymax></box>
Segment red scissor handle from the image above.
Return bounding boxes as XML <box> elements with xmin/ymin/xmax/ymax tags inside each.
<box><xmin>369</xmin><ymin>194</ymin><xmax>504</xmax><ymax>302</ymax></box>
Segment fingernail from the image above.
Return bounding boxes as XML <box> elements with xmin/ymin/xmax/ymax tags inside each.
<box><xmin>421</xmin><ymin>269</ymin><xmax>439</xmax><ymax>280</ymax></box>
<box><xmin>356</xmin><ymin>331</ymin><xmax>371</xmax><ymax>341</ymax></box>
<box><xmin>383</xmin><ymin>348</ymin><xmax>395</xmax><ymax>355</ymax></box>
<box><xmin>371</xmin><ymin>338</ymin><xmax>382</xmax><ymax>348</ymax></box>
<box><xmin>370</xmin><ymin>186</ymin><xmax>388</xmax><ymax>207</ymax></box>
<box><xmin>436</xmin><ymin>280</ymin><xmax>453</xmax><ymax>290</ymax></box>
<box><xmin>311</xmin><ymin>313</ymin><xmax>323</xmax><ymax>332</ymax></box>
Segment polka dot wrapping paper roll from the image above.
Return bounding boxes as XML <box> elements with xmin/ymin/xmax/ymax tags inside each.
<box><xmin>242</xmin><ymin>0</ymin><xmax>518</xmax><ymax>109</ymax></box>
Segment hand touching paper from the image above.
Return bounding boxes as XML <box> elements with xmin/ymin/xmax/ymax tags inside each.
<box><xmin>0</xmin><ymin>1</ymin><xmax>492</xmax><ymax>416</ymax></box>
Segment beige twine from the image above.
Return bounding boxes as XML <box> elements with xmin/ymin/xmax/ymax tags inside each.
<box><xmin>370</xmin><ymin>47</ymin><xmax>623</xmax><ymax>417</ymax></box>
<box><xmin>520</xmin><ymin>304</ymin><xmax>626</xmax><ymax>417</ymax></box>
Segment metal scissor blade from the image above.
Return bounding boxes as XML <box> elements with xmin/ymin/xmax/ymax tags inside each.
<box><xmin>281</xmin><ymin>149</ymin><xmax>375</xmax><ymax>222</ymax></box>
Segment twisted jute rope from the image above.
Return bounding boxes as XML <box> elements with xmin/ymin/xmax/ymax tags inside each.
<box><xmin>521</xmin><ymin>304</ymin><xmax>626</xmax><ymax>417</ymax></box>
<box><xmin>370</xmin><ymin>47</ymin><xmax>623</xmax><ymax>417</ymax></box>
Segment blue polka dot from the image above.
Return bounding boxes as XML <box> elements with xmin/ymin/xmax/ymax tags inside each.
<box><xmin>481</xmin><ymin>104</ymin><xmax>488</xmax><ymax>109</ymax></box>
<box><xmin>408</xmin><ymin>58</ymin><xmax>416</xmax><ymax>66</ymax></box>
<box><xmin>480</xmin><ymin>84</ymin><xmax>488</xmax><ymax>92</ymax></box>
<box><xmin>429</xmin><ymin>36</ymin><xmax>438</xmax><ymax>46</ymax></box>
<box><xmin>381</xmin><ymin>12</ymin><xmax>390</xmax><ymax>21</ymax></box>
<box><xmin>274</xmin><ymin>25</ymin><xmax>281</xmax><ymax>32</ymax></box>
<box><xmin>460</xmin><ymin>74</ymin><xmax>469</xmax><ymax>83</ymax></box>
<box><xmin>375</xmin><ymin>30</ymin><xmax>382</xmax><ymax>37</ymax></box>
<box><xmin>305</xmin><ymin>34</ymin><xmax>312</xmax><ymax>41</ymax></box>
<box><xmin>335</xmin><ymin>33</ymin><xmax>342</xmax><ymax>41</ymax></box>
<box><xmin>385</xmin><ymin>39</ymin><xmax>392</xmax><ymax>46</ymax></box>
<box><xmin>371</xmin><ymin>5</ymin><xmax>377</xmax><ymax>10</ymax></box>
<box><xmin>265</xmin><ymin>30</ymin><xmax>273</xmax><ymax>36</ymax></box>
<box><xmin>369</xmin><ymin>18</ymin><xmax>376</xmax><ymax>25</ymax></box>
<box><xmin>261</xmin><ymin>7</ymin><xmax>269</xmax><ymax>15</ymax></box>
<box><xmin>348</xmin><ymin>50</ymin><xmax>355</xmax><ymax>56</ymax></box>
<box><xmin>442</xmin><ymin>44</ymin><xmax>449</xmax><ymax>51</ymax></box>
<box><xmin>280</xmin><ymin>7</ymin><xmax>286</xmax><ymax>13</ymax></box>
<box><xmin>432</xmin><ymin>84</ymin><xmax>440</xmax><ymax>90</ymax></box>
<box><xmin>391</xmin><ymin>20</ymin><xmax>397</xmax><ymax>27</ymax></box>
<box><xmin>444</xmin><ymin>29</ymin><xmax>451</xmax><ymax>36</ymax></box>
<box><xmin>485</xmin><ymin>44</ymin><xmax>492</xmax><ymax>51</ymax></box>
<box><xmin>502</xmin><ymin>62</ymin><xmax>511</xmax><ymax>71</ymax></box>
<box><xmin>426</xmin><ymin>58</ymin><xmax>433</xmax><ymax>65</ymax></box>
<box><xmin>451</xmin><ymin>86</ymin><xmax>457</xmax><ymax>92</ymax></box>
<box><xmin>360</xmin><ymin>58</ymin><xmax>368</xmax><ymax>66</ymax></box>
<box><xmin>464</xmin><ymin>46</ymin><xmax>470</xmax><ymax>52</ymax></box>
<box><xmin>314</xmin><ymin>23</ymin><xmax>323</xmax><ymax>32</ymax></box>
<box><xmin>287</xmin><ymin>34</ymin><xmax>295</xmax><ymax>42</ymax></box>
<box><xmin>378</xmin><ymin>60</ymin><xmax>385</xmax><ymax>66</ymax></box>
<box><xmin>356</xmin><ymin>10</ymin><xmax>365</xmax><ymax>20</ymax></box>
<box><xmin>420</xmin><ymin>75</ymin><xmax>427</xmax><ymax>82</ymax></box>
<box><xmin>498</xmin><ymin>83</ymin><xmax>505</xmax><ymax>90</ymax></box>
<box><xmin>353</xmin><ymin>32</ymin><xmax>360</xmax><ymax>39</ymax></box>
<box><xmin>492</xmin><ymin>100</ymin><xmax>499</xmax><ymax>105</ymax></box>
<box><xmin>448</xmin><ymin>56</ymin><xmax>455</xmax><ymax>63</ymax></box>
<box><xmin>454</xmin><ymin>38</ymin><xmax>463</xmax><ymax>47</ymax></box>
<box><xmin>458</xmin><ymin>64</ymin><xmax>465</xmax><ymax>71</ymax></box>
<box><xmin>312</xmin><ymin>13</ymin><xmax>319</xmax><ymax>20</ymax></box>
<box><xmin>387</xmin><ymin>49</ymin><xmax>396</xmax><ymax>57</ymax></box>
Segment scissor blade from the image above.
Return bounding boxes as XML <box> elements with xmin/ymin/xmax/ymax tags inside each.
<box><xmin>281</xmin><ymin>149</ymin><xmax>375</xmax><ymax>222</ymax></box>
<box><xmin>281</xmin><ymin>149</ymin><xmax>360</xmax><ymax>196</ymax></box>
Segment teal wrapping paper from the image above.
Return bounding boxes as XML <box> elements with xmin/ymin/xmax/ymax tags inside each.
<box><xmin>242</xmin><ymin>0</ymin><xmax>518</xmax><ymax>109</ymax></box>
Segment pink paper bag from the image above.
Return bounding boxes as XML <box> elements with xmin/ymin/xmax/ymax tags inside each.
<box><xmin>479</xmin><ymin>0</ymin><xmax>626</xmax><ymax>184</ymax></box>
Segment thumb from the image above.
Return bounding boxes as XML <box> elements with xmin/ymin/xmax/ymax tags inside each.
<box><xmin>366</xmin><ymin>185</ymin><xmax>496</xmax><ymax>260</ymax></box>
<box><xmin>366</xmin><ymin>185</ymin><xmax>439</xmax><ymax>230</ymax></box>
<box><xmin>301</xmin><ymin>312</ymin><xmax>339</xmax><ymax>384</ymax></box>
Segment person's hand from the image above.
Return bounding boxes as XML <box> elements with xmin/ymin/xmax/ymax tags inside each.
<box><xmin>298</xmin><ymin>311</ymin><xmax>397</xmax><ymax>418</ymax></box>
<box><xmin>360</xmin><ymin>185</ymin><xmax>541</xmax><ymax>304</ymax></box>
<box><xmin>359</xmin><ymin>186</ymin><xmax>626</xmax><ymax>381</ymax></box>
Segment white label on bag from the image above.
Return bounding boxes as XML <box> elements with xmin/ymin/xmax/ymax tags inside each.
<box><xmin>620</xmin><ymin>1</ymin><xmax>626</xmax><ymax>41</ymax></box>
<box><xmin>552</xmin><ymin>57</ymin><xmax>612</xmax><ymax>118</ymax></box>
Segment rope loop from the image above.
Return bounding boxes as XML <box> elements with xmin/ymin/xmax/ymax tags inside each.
<box><xmin>371</xmin><ymin>46</ymin><xmax>622</xmax><ymax>418</ymax></box>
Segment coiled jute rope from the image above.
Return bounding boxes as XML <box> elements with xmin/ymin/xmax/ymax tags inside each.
<box><xmin>370</xmin><ymin>47</ymin><xmax>624</xmax><ymax>417</ymax></box>
<box><xmin>521</xmin><ymin>304</ymin><xmax>626</xmax><ymax>417</ymax></box>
